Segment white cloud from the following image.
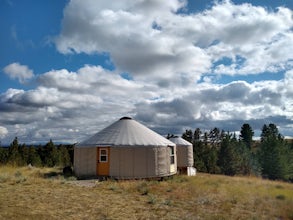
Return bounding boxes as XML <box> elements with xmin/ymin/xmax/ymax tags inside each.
<box><xmin>0</xmin><ymin>63</ymin><xmax>292</xmax><ymax>144</ymax></box>
<box><xmin>55</xmin><ymin>0</ymin><xmax>212</xmax><ymax>80</ymax></box>
<box><xmin>0</xmin><ymin>126</ymin><xmax>8</xmax><ymax>139</ymax></box>
<box><xmin>56</xmin><ymin>0</ymin><xmax>292</xmax><ymax>79</ymax></box>
<box><xmin>0</xmin><ymin>65</ymin><xmax>151</xmax><ymax>143</ymax></box>
<box><xmin>134</xmin><ymin>78</ymin><xmax>292</xmax><ymax>135</ymax></box>
<box><xmin>3</xmin><ymin>62</ymin><xmax>34</xmax><ymax>83</ymax></box>
<box><xmin>1</xmin><ymin>0</ymin><xmax>293</xmax><ymax>144</ymax></box>
<box><xmin>284</xmin><ymin>69</ymin><xmax>293</xmax><ymax>95</ymax></box>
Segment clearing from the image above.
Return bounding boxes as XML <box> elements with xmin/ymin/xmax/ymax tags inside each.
<box><xmin>0</xmin><ymin>166</ymin><xmax>292</xmax><ymax>219</ymax></box>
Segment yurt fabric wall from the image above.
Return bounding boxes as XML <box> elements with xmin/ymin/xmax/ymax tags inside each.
<box><xmin>74</xmin><ymin>117</ymin><xmax>177</xmax><ymax>179</ymax></box>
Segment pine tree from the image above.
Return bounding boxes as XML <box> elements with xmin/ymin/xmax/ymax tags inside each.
<box><xmin>192</xmin><ymin>128</ymin><xmax>205</xmax><ymax>171</ymax></box>
<box><xmin>239</xmin><ymin>123</ymin><xmax>254</xmax><ymax>149</ymax></box>
<box><xmin>43</xmin><ymin>139</ymin><xmax>59</xmax><ymax>167</ymax></box>
<box><xmin>209</xmin><ymin>128</ymin><xmax>220</xmax><ymax>145</ymax></box>
<box><xmin>58</xmin><ymin>145</ymin><xmax>71</xmax><ymax>167</ymax></box>
<box><xmin>0</xmin><ymin>147</ymin><xmax>8</xmax><ymax>164</ymax></box>
<box><xmin>193</xmin><ymin>138</ymin><xmax>207</xmax><ymax>172</ymax></box>
<box><xmin>8</xmin><ymin>137</ymin><xmax>22</xmax><ymax>166</ymax></box>
<box><xmin>182</xmin><ymin>129</ymin><xmax>193</xmax><ymax>143</ymax></box>
<box><xmin>19</xmin><ymin>143</ymin><xmax>29</xmax><ymax>166</ymax></box>
<box><xmin>205</xmin><ymin>146</ymin><xmax>220</xmax><ymax>174</ymax></box>
<box><xmin>194</xmin><ymin>128</ymin><xmax>201</xmax><ymax>142</ymax></box>
<box><xmin>28</xmin><ymin>146</ymin><xmax>42</xmax><ymax>167</ymax></box>
<box><xmin>218</xmin><ymin>134</ymin><xmax>242</xmax><ymax>176</ymax></box>
<box><xmin>258</xmin><ymin>124</ymin><xmax>292</xmax><ymax>181</ymax></box>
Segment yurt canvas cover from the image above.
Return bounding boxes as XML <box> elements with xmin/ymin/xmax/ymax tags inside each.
<box><xmin>74</xmin><ymin>117</ymin><xmax>177</xmax><ymax>179</ymax></box>
<box><xmin>169</xmin><ymin>137</ymin><xmax>194</xmax><ymax>167</ymax></box>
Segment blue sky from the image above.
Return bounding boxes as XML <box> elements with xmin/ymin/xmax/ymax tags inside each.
<box><xmin>0</xmin><ymin>0</ymin><xmax>292</xmax><ymax>144</ymax></box>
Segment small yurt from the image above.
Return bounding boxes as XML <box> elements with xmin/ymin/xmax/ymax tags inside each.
<box><xmin>169</xmin><ymin>136</ymin><xmax>196</xmax><ymax>176</ymax></box>
<box><xmin>74</xmin><ymin>117</ymin><xmax>177</xmax><ymax>179</ymax></box>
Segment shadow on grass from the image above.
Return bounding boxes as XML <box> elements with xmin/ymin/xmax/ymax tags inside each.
<box><xmin>42</xmin><ymin>166</ymin><xmax>75</xmax><ymax>179</ymax></box>
<box><xmin>43</xmin><ymin>171</ymin><xmax>63</xmax><ymax>179</ymax></box>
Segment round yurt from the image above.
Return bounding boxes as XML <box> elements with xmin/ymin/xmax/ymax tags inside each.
<box><xmin>169</xmin><ymin>136</ymin><xmax>195</xmax><ymax>175</ymax></box>
<box><xmin>74</xmin><ymin>117</ymin><xmax>177</xmax><ymax>179</ymax></box>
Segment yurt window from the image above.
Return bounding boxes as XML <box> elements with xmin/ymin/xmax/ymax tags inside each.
<box><xmin>100</xmin><ymin>149</ymin><xmax>108</xmax><ymax>162</ymax></box>
<box><xmin>169</xmin><ymin>146</ymin><xmax>175</xmax><ymax>164</ymax></box>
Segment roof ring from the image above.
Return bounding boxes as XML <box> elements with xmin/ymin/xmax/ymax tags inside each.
<box><xmin>119</xmin><ymin>116</ymin><xmax>132</xmax><ymax>120</ymax></box>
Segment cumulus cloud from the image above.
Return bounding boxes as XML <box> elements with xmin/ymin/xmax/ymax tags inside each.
<box><xmin>0</xmin><ymin>126</ymin><xmax>8</xmax><ymax>139</ymax></box>
<box><xmin>0</xmin><ymin>62</ymin><xmax>292</xmax><ymax>144</ymax></box>
<box><xmin>135</xmin><ymin>78</ymin><xmax>292</xmax><ymax>135</ymax></box>
<box><xmin>3</xmin><ymin>62</ymin><xmax>34</xmax><ymax>84</ymax></box>
<box><xmin>55</xmin><ymin>0</ymin><xmax>212</xmax><ymax>81</ymax></box>
<box><xmin>0</xmin><ymin>65</ymin><xmax>150</xmax><ymax>143</ymax></box>
<box><xmin>1</xmin><ymin>0</ymin><xmax>293</xmax><ymax>144</ymax></box>
<box><xmin>284</xmin><ymin>69</ymin><xmax>293</xmax><ymax>96</ymax></box>
<box><xmin>202</xmin><ymin>4</ymin><xmax>293</xmax><ymax>75</ymax></box>
<box><xmin>56</xmin><ymin>0</ymin><xmax>292</xmax><ymax>79</ymax></box>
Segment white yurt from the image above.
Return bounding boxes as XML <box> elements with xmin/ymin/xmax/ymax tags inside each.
<box><xmin>169</xmin><ymin>136</ymin><xmax>196</xmax><ymax>176</ymax></box>
<box><xmin>74</xmin><ymin>117</ymin><xmax>177</xmax><ymax>179</ymax></box>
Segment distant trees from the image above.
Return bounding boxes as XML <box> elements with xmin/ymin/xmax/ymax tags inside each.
<box><xmin>239</xmin><ymin>123</ymin><xmax>254</xmax><ymax>149</ymax></box>
<box><xmin>0</xmin><ymin>145</ymin><xmax>8</xmax><ymax>164</ymax></box>
<box><xmin>1</xmin><ymin>122</ymin><xmax>292</xmax><ymax>182</ymax></box>
<box><xmin>0</xmin><ymin>138</ymin><xmax>73</xmax><ymax>167</ymax></box>
<box><xmin>182</xmin><ymin>123</ymin><xmax>292</xmax><ymax>182</ymax></box>
<box><xmin>218</xmin><ymin>133</ymin><xmax>259</xmax><ymax>176</ymax></box>
<box><xmin>218</xmin><ymin>134</ymin><xmax>242</xmax><ymax>176</ymax></box>
<box><xmin>58</xmin><ymin>145</ymin><xmax>71</xmax><ymax>167</ymax></box>
<box><xmin>182</xmin><ymin>129</ymin><xmax>193</xmax><ymax>143</ymax></box>
<box><xmin>184</xmin><ymin>128</ymin><xmax>221</xmax><ymax>173</ymax></box>
<box><xmin>27</xmin><ymin>145</ymin><xmax>42</xmax><ymax>166</ymax></box>
<box><xmin>42</xmin><ymin>139</ymin><xmax>59</xmax><ymax>167</ymax></box>
<box><xmin>258</xmin><ymin>124</ymin><xmax>293</xmax><ymax>181</ymax></box>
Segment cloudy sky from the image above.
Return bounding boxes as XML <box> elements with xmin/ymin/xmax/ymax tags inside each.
<box><xmin>0</xmin><ymin>0</ymin><xmax>292</xmax><ymax>144</ymax></box>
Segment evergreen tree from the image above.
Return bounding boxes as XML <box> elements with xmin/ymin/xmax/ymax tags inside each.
<box><xmin>239</xmin><ymin>123</ymin><xmax>254</xmax><ymax>149</ymax></box>
<box><xmin>194</xmin><ymin>128</ymin><xmax>201</xmax><ymax>142</ymax></box>
<box><xmin>236</xmin><ymin>140</ymin><xmax>261</xmax><ymax>176</ymax></box>
<box><xmin>258</xmin><ymin>124</ymin><xmax>293</xmax><ymax>181</ymax></box>
<box><xmin>58</xmin><ymin>145</ymin><xmax>71</xmax><ymax>167</ymax></box>
<box><xmin>67</xmin><ymin>144</ymin><xmax>74</xmax><ymax>165</ymax></box>
<box><xmin>0</xmin><ymin>147</ymin><xmax>8</xmax><ymax>164</ymax></box>
<box><xmin>8</xmin><ymin>137</ymin><xmax>22</xmax><ymax>166</ymax></box>
<box><xmin>279</xmin><ymin>141</ymin><xmax>293</xmax><ymax>181</ymax></box>
<box><xmin>208</xmin><ymin>127</ymin><xmax>223</xmax><ymax>149</ymax></box>
<box><xmin>218</xmin><ymin>134</ymin><xmax>241</xmax><ymax>176</ymax></box>
<box><xmin>205</xmin><ymin>146</ymin><xmax>220</xmax><ymax>174</ymax></box>
<box><xmin>182</xmin><ymin>129</ymin><xmax>193</xmax><ymax>143</ymax></box>
<box><xmin>28</xmin><ymin>146</ymin><xmax>42</xmax><ymax>167</ymax></box>
<box><xmin>19</xmin><ymin>143</ymin><xmax>29</xmax><ymax>166</ymax></box>
<box><xmin>37</xmin><ymin>144</ymin><xmax>45</xmax><ymax>164</ymax></box>
<box><xmin>43</xmin><ymin>139</ymin><xmax>59</xmax><ymax>167</ymax></box>
<box><xmin>193</xmin><ymin>129</ymin><xmax>207</xmax><ymax>172</ymax></box>
<box><xmin>259</xmin><ymin>137</ymin><xmax>283</xmax><ymax>180</ymax></box>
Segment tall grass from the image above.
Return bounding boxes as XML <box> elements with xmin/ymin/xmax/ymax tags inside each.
<box><xmin>0</xmin><ymin>166</ymin><xmax>292</xmax><ymax>219</ymax></box>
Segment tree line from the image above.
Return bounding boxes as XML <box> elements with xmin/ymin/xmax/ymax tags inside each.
<box><xmin>181</xmin><ymin>123</ymin><xmax>293</xmax><ymax>182</ymax></box>
<box><xmin>0</xmin><ymin>138</ymin><xmax>73</xmax><ymax>168</ymax></box>
<box><xmin>1</xmin><ymin>123</ymin><xmax>292</xmax><ymax>182</ymax></box>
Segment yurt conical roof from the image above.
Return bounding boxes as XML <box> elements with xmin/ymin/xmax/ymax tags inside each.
<box><xmin>77</xmin><ymin>117</ymin><xmax>175</xmax><ymax>147</ymax></box>
<box><xmin>169</xmin><ymin>136</ymin><xmax>192</xmax><ymax>146</ymax></box>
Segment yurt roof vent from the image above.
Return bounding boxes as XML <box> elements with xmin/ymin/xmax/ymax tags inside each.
<box><xmin>120</xmin><ymin>116</ymin><xmax>132</xmax><ymax>120</ymax></box>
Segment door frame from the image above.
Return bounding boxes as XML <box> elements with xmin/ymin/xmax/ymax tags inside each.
<box><xmin>96</xmin><ymin>147</ymin><xmax>110</xmax><ymax>176</ymax></box>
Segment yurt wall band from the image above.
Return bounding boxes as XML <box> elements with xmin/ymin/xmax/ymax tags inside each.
<box><xmin>74</xmin><ymin>117</ymin><xmax>177</xmax><ymax>179</ymax></box>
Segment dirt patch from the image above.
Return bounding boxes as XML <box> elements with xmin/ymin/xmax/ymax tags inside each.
<box><xmin>69</xmin><ymin>179</ymin><xmax>100</xmax><ymax>187</ymax></box>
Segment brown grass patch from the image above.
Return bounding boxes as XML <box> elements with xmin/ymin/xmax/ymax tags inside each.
<box><xmin>0</xmin><ymin>166</ymin><xmax>292</xmax><ymax>219</ymax></box>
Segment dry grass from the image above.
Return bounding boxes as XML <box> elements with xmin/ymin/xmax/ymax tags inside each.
<box><xmin>0</xmin><ymin>166</ymin><xmax>293</xmax><ymax>219</ymax></box>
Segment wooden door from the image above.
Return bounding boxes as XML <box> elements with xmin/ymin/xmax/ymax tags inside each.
<box><xmin>97</xmin><ymin>147</ymin><xmax>110</xmax><ymax>176</ymax></box>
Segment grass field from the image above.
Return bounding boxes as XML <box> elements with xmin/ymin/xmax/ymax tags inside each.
<box><xmin>0</xmin><ymin>166</ymin><xmax>293</xmax><ymax>220</ymax></box>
